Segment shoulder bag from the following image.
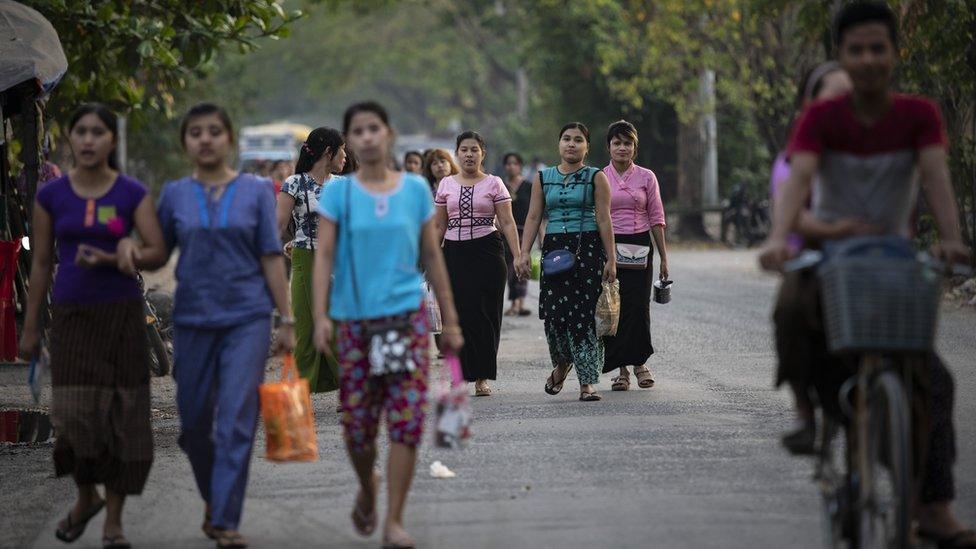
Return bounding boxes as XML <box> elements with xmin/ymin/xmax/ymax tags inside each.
<box><xmin>541</xmin><ymin>169</ymin><xmax>591</xmax><ymax>277</ymax></box>
<box><xmin>344</xmin><ymin>178</ymin><xmax>416</xmax><ymax>377</ymax></box>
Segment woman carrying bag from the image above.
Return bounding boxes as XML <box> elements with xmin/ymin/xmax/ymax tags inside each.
<box><xmin>515</xmin><ymin>122</ymin><xmax>616</xmax><ymax>401</ymax></box>
<box><xmin>313</xmin><ymin>101</ymin><xmax>462</xmax><ymax>548</ymax></box>
<box><xmin>275</xmin><ymin>127</ymin><xmax>347</xmax><ymax>394</ymax></box>
<box><xmin>601</xmin><ymin>120</ymin><xmax>669</xmax><ymax>391</ymax></box>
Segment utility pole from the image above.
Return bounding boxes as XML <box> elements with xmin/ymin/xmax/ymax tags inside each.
<box><xmin>700</xmin><ymin>68</ymin><xmax>718</xmax><ymax>208</ymax></box>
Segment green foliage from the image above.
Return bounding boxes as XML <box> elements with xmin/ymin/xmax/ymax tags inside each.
<box><xmin>29</xmin><ymin>0</ymin><xmax>302</xmax><ymax>124</ymax></box>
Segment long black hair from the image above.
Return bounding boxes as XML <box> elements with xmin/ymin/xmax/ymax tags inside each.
<box><xmin>68</xmin><ymin>103</ymin><xmax>119</xmax><ymax>170</ymax></box>
<box><xmin>295</xmin><ymin>127</ymin><xmax>344</xmax><ymax>174</ymax></box>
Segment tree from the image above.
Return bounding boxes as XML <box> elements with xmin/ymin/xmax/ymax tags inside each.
<box><xmin>29</xmin><ymin>0</ymin><xmax>302</xmax><ymax>124</ymax></box>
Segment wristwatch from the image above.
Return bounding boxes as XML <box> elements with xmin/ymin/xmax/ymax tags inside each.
<box><xmin>279</xmin><ymin>315</ymin><xmax>296</xmax><ymax>326</ymax></box>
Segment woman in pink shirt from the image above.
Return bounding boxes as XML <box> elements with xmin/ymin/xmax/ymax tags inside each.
<box><xmin>435</xmin><ymin>131</ymin><xmax>521</xmax><ymax>396</ymax></box>
<box><xmin>602</xmin><ymin>120</ymin><xmax>669</xmax><ymax>391</ymax></box>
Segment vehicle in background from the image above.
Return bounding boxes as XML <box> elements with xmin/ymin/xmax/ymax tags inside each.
<box><xmin>238</xmin><ymin>122</ymin><xmax>312</xmax><ymax>174</ymax></box>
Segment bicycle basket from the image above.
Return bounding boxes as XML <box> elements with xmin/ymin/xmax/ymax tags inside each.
<box><xmin>819</xmin><ymin>257</ymin><xmax>941</xmax><ymax>354</ymax></box>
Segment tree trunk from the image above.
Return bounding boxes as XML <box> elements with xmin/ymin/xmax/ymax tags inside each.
<box><xmin>676</xmin><ymin>112</ymin><xmax>710</xmax><ymax>239</ymax></box>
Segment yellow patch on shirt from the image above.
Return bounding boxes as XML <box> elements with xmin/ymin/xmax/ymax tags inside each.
<box><xmin>97</xmin><ymin>205</ymin><xmax>118</xmax><ymax>224</ymax></box>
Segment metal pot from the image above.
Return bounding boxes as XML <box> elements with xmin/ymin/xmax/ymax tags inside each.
<box><xmin>653</xmin><ymin>279</ymin><xmax>673</xmax><ymax>304</ymax></box>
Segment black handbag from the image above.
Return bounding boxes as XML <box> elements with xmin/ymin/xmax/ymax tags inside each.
<box><xmin>541</xmin><ymin>169</ymin><xmax>592</xmax><ymax>277</ymax></box>
<box><xmin>344</xmin><ymin>179</ymin><xmax>415</xmax><ymax>376</ymax></box>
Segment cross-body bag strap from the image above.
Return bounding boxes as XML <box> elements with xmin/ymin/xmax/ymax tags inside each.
<box><xmin>574</xmin><ymin>168</ymin><xmax>592</xmax><ymax>257</ymax></box>
<box><xmin>303</xmin><ymin>173</ymin><xmax>315</xmax><ymax>252</ymax></box>
<box><xmin>345</xmin><ymin>178</ymin><xmax>362</xmax><ymax>316</ymax></box>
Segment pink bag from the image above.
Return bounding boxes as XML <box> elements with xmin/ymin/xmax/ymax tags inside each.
<box><xmin>434</xmin><ymin>355</ymin><xmax>471</xmax><ymax>449</ymax></box>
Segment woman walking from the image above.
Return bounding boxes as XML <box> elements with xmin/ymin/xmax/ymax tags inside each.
<box><xmin>313</xmin><ymin>101</ymin><xmax>463</xmax><ymax>549</ymax></box>
<box><xmin>119</xmin><ymin>103</ymin><xmax>295</xmax><ymax>548</ymax></box>
<box><xmin>276</xmin><ymin>127</ymin><xmax>347</xmax><ymax>394</ymax></box>
<box><xmin>422</xmin><ymin>148</ymin><xmax>459</xmax><ymax>196</ymax></box>
<box><xmin>502</xmin><ymin>152</ymin><xmax>532</xmax><ymax>316</ymax></box>
<box><xmin>19</xmin><ymin>104</ymin><xmax>166</xmax><ymax>548</ymax></box>
<box><xmin>515</xmin><ymin>122</ymin><xmax>616</xmax><ymax>401</ymax></box>
<box><xmin>600</xmin><ymin>120</ymin><xmax>668</xmax><ymax>391</ymax></box>
<box><xmin>434</xmin><ymin>132</ymin><xmax>521</xmax><ymax>396</ymax></box>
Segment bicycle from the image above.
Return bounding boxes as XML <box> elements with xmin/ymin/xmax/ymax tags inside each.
<box><xmin>784</xmin><ymin>236</ymin><xmax>971</xmax><ymax>549</ymax></box>
<box><xmin>721</xmin><ymin>184</ymin><xmax>770</xmax><ymax>247</ymax></box>
<box><xmin>137</xmin><ymin>273</ymin><xmax>173</xmax><ymax>377</ymax></box>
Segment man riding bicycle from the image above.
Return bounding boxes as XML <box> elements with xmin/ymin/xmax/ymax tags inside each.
<box><xmin>759</xmin><ymin>3</ymin><xmax>974</xmax><ymax>547</ymax></box>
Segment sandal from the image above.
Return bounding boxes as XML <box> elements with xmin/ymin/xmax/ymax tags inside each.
<box><xmin>202</xmin><ymin>510</ymin><xmax>218</xmax><ymax>540</ymax></box>
<box><xmin>918</xmin><ymin>528</ymin><xmax>976</xmax><ymax>548</ymax></box>
<box><xmin>517</xmin><ymin>309</ymin><xmax>532</xmax><ymax>317</ymax></box>
<box><xmin>382</xmin><ymin>532</ymin><xmax>417</xmax><ymax>549</ymax></box>
<box><xmin>634</xmin><ymin>365</ymin><xmax>655</xmax><ymax>388</ymax></box>
<box><xmin>579</xmin><ymin>390</ymin><xmax>602</xmax><ymax>402</ymax></box>
<box><xmin>102</xmin><ymin>534</ymin><xmax>131</xmax><ymax>549</ymax></box>
<box><xmin>544</xmin><ymin>365</ymin><xmax>572</xmax><ymax>395</ymax></box>
<box><xmin>474</xmin><ymin>382</ymin><xmax>491</xmax><ymax>397</ymax></box>
<box><xmin>351</xmin><ymin>472</ymin><xmax>379</xmax><ymax>537</ymax></box>
<box><xmin>55</xmin><ymin>499</ymin><xmax>106</xmax><ymax>543</ymax></box>
<box><xmin>611</xmin><ymin>374</ymin><xmax>630</xmax><ymax>391</ymax></box>
<box><xmin>214</xmin><ymin>529</ymin><xmax>248</xmax><ymax>548</ymax></box>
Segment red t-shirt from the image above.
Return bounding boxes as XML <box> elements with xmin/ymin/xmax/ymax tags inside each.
<box><xmin>786</xmin><ymin>93</ymin><xmax>947</xmax><ymax>237</ymax></box>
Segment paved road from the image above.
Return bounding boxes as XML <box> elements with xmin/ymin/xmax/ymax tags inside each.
<box><xmin>3</xmin><ymin>249</ymin><xmax>974</xmax><ymax>548</ymax></box>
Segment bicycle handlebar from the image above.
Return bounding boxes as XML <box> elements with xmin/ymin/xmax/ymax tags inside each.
<box><xmin>781</xmin><ymin>248</ymin><xmax>973</xmax><ymax>277</ymax></box>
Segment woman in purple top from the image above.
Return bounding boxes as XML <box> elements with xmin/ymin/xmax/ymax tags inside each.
<box><xmin>601</xmin><ymin>120</ymin><xmax>669</xmax><ymax>391</ymax></box>
<box><xmin>20</xmin><ymin>104</ymin><xmax>168</xmax><ymax>548</ymax></box>
<box><xmin>434</xmin><ymin>132</ymin><xmax>521</xmax><ymax>396</ymax></box>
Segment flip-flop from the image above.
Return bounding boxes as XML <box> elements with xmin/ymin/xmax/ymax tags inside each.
<box><xmin>579</xmin><ymin>390</ymin><xmax>602</xmax><ymax>402</ymax></box>
<box><xmin>517</xmin><ymin>309</ymin><xmax>532</xmax><ymax>317</ymax></box>
<box><xmin>545</xmin><ymin>365</ymin><xmax>572</xmax><ymax>395</ymax></box>
<box><xmin>55</xmin><ymin>500</ymin><xmax>106</xmax><ymax>543</ymax></box>
<box><xmin>918</xmin><ymin>528</ymin><xmax>976</xmax><ymax>548</ymax></box>
<box><xmin>474</xmin><ymin>383</ymin><xmax>491</xmax><ymax>397</ymax></box>
<box><xmin>611</xmin><ymin>375</ymin><xmax>630</xmax><ymax>391</ymax></box>
<box><xmin>351</xmin><ymin>472</ymin><xmax>379</xmax><ymax>537</ymax></box>
<box><xmin>634</xmin><ymin>365</ymin><xmax>655</xmax><ymax>388</ymax></box>
<box><xmin>102</xmin><ymin>533</ymin><xmax>132</xmax><ymax>548</ymax></box>
<box><xmin>214</xmin><ymin>529</ymin><xmax>248</xmax><ymax>548</ymax></box>
<box><xmin>202</xmin><ymin>510</ymin><xmax>218</xmax><ymax>540</ymax></box>
<box><xmin>382</xmin><ymin>532</ymin><xmax>417</xmax><ymax>549</ymax></box>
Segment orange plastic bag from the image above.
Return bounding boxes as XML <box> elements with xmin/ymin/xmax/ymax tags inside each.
<box><xmin>259</xmin><ymin>354</ymin><xmax>318</xmax><ymax>462</ymax></box>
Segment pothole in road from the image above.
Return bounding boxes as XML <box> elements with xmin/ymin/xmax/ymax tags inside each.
<box><xmin>0</xmin><ymin>409</ymin><xmax>55</xmax><ymax>444</ymax></box>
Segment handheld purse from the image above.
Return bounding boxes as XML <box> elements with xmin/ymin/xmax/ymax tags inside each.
<box><xmin>615</xmin><ymin>243</ymin><xmax>650</xmax><ymax>269</ymax></box>
<box><xmin>344</xmin><ymin>179</ymin><xmax>415</xmax><ymax>377</ymax></box>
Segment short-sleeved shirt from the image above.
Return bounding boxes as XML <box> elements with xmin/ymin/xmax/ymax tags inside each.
<box><xmin>318</xmin><ymin>173</ymin><xmax>434</xmax><ymax>321</ymax></box>
<box><xmin>787</xmin><ymin>93</ymin><xmax>947</xmax><ymax>237</ymax></box>
<box><xmin>280</xmin><ymin>173</ymin><xmax>347</xmax><ymax>249</ymax></box>
<box><xmin>540</xmin><ymin>166</ymin><xmax>599</xmax><ymax>234</ymax></box>
<box><xmin>157</xmin><ymin>173</ymin><xmax>282</xmax><ymax>328</ymax></box>
<box><xmin>603</xmin><ymin>163</ymin><xmax>666</xmax><ymax>235</ymax></box>
<box><xmin>508</xmin><ymin>177</ymin><xmax>533</xmax><ymax>228</ymax></box>
<box><xmin>434</xmin><ymin>175</ymin><xmax>511</xmax><ymax>241</ymax></box>
<box><xmin>37</xmin><ymin>174</ymin><xmax>147</xmax><ymax>304</ymax></box>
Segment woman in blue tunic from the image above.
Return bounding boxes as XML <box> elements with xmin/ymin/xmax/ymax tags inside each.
<box><xmin>515</xmin><ymin>122</ymin><xmax>616</xmax><ymax>401</ymax></box>
<box><xmin>119</xmin><ymin>103</ymin><xmax>295</xmax><ymax>548</ymax></box>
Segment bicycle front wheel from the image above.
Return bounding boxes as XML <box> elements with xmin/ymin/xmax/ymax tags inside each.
<box><xmin>858</xmin><ymin>370</ymin><xmax>911</xmax><ymax>549</ymax></box>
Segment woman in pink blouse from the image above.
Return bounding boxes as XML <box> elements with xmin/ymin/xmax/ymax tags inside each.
<box><xmin>602</xmin><ymin>120</ymin><xmax>669</xmax><ymax>391</ymax></box>
<box><xmin>435</xmin><ymin>131</ymin><xmax>521</xmax><ymax>396</ymax></box>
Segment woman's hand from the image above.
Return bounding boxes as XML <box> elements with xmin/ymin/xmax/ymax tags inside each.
<box><xmin>314</xmin><ymin>317</ymin><xmax>334</xmax><ymax>355</ymax></box>
<box><xmin>602</xmin><ymin>260</ymin><xmax>617</xmax><ymax>283</ymax></box>
<box><xmin>515</xmin><ymin>253</ymin><xmax>531</xmax><ymax>280</ymax></box>
<box><xmin>659</xmin><ymin>257</ymin><xmax>669</xmax><ymax>281</ymax></box>
<box><xmin>116</xmin><ymin>237</ymin><xmax>141</xmax><ymax>277</ymax></box>
<box><xmin>18</xmin><ymin>326</ymin><xmax>41</xmax><ymax>361</ymax></box>
<box><xmin>273</xmin><ymin>324</ymin><xmax>296</xmax><ymax>356</ymax></box>
<box><xmin>75</xmin><ymin>244</ymin><xmax>114</xmax><ymax>269</ymax></box>
<box><xmin>438</xmin><ymin>325</ymin><xmax>464</xmax><ymax>355</ymax></box>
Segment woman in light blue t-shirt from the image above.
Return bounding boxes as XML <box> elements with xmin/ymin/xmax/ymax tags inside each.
<box><xmin>312</xmin><ymin>101</ymin><xmax>462</xmax><ymax>549</ymax></box>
